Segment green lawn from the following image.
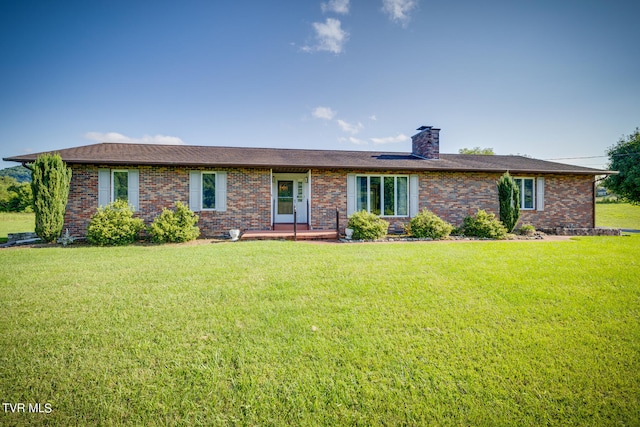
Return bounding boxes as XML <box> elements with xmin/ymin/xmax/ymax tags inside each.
<box><xmin>0</xmin><ymin>212</ymin><xmax>35</xmax><ymax>240</ymax></box>
<box><xmin>1</xmin><ymin>237</ymin><xmax>639</xmax><ymax>426</ymax></box>
<box><xmin>596</xmin><ymin>202</ymin><xmax>640</xmax><ymax>229</ymax></box>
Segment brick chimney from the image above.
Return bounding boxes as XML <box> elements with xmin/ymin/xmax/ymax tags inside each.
<box><xmin>411</xmin><ymin>126</ymin><xmax>440</xmax><ymax>159</ymax></box>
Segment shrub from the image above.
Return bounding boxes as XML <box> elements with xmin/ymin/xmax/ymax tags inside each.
<box><xmin>87</xmin><ymin>199</ymin><xmax>145</xmax><ymax>246</ymax></box>
<box><xmin>497</xmin><ymin>172</ymin><xmax>520</xmax><ymax>232</ymax></box>
<box><xmin>31</xmin><ymin>154</ymin><xmax>72</xmax><ymax>242</ymax></box>
<box><xmin>518</xmin><ymin>224</ymin><xmax>536</xmax><ymax>236</ymax></box>
<box><xmin>460</xmin><ymin>209</ymin><xmax>507</xmax><ymax>239</ymax></box>
<box><xmin>148</xmin><ymin>201</ymin><xmax>200</xmax><ymax>243</ymax></box>
<box><xmin>405</xmin><ymin>209</ymin><xmax>453</xmax><ymax>239</ymax></box>
<box><xmin>347</xmin><ymin>210</ymin><xmax>389</xmax><ymax>240</ymax></box>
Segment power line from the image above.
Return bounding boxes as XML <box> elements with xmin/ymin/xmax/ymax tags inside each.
<box><xmin>544</xmin><ymin>155</ymin><xmax>606</xmax><ymax>160</ymax></box>
<box><xmin>544</xmin><ymin>152</ymin><xmax>640</xmax><ymax>161</ymax></box>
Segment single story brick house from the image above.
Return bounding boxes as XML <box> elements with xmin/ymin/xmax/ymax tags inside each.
<box><xmin>4</xmin><ymin>126</ymin><xmax>612</xmax><ymax>238</ymax></box>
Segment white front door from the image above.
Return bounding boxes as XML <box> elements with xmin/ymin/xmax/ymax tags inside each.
<box><xmin>273</xmin><ymin>174</ymin><xmax>308</xmax><ymax>224</ymax></box>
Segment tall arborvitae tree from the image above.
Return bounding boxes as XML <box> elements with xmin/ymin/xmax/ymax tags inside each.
<box><xmin>31</xmin><ymin>153</ymin><xmax>72</xmax><ymax>242</ymax></box>
<box><xmin>497</xmin><ymin>171</ymin><xmax>520</xmax><ymax>233</ymax></box>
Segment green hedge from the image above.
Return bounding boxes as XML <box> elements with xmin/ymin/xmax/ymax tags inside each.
<box><xmin>87</xmin><ymin>200</ymin><xmax>145</xmax><ymax>246</ymax></box>
<box><xmin>347</xmin><ymin>210</ymin><xmax>389</xmax><ymax>240</ymax></box>
<box><xmin>148</xmin><ymin>201</ymin><xmax>200</xmax><ymax>243</ymax></box>
<box><xmin>460</xmin><ymin>209</ymin><xmax>507</xmax><ymax>239</ymax></box>
<box><xmin>405</xmin><ymin>209</ymin><xmax>453</xmax><ymax>239</ymax></box>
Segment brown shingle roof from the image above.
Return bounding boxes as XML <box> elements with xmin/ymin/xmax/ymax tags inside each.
<box><xmin>3</xmin><ymin>142</ymin><xmax>612</xmax><ymax>175</ymax></box>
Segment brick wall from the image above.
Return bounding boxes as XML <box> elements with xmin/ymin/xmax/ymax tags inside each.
<box><xmin>64</xmin><ymin>165</ymin><xmax>272</xmax><ymax>238</ymax></box>
<box><xmin>310</xmin><ymin>169</ymin><xmax>346</xmax><ymax>231</ymax></box>
<box><xmin>309</xmin><ymin>169</ymin><xmax>594</xmax><ymax>232</ymax></box>
<box><xmin>64</xmin><ymin>165</ymin><xmax>595</xmax><ymax>238</ymax></box>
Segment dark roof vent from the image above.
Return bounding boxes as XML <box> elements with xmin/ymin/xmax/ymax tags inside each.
<box><xmin>416</xmin><ymin>125</ymin><xmax>431</xmax><ymax>131</ymax></box>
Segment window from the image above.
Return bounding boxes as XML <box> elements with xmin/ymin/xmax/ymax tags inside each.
<box><xmin>356</xmin><ymin>175</ymin><xmax>408</xmax><ymax>216</ymax></box>
<box><xmin>112</xmin><ymin>170</ymin><xmax>128</xmax><ymax>202</ymax></box>
<box><xmin>189</xmin><ymin>170</ymin><xmax>227</xmax><ymax>212</ymax></box>
<box><xmin>202</xmin><ymin>172</ymin><xmax>216</xmax><ymax>210</ymax></box>
<box><xmin>514</xmin><ymin>178</ymin><xmax>535</xmax><ymax>210</ymax></box>
<box><xmin>99</xmin><ymin>169</ymin><xmax>139</xmax><ymax>210</ymax></box>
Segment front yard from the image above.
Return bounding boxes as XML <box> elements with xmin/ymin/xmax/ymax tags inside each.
<box><xmin>1</xmin><ymin>237</ymin><xmax>639</xmax><ymax>425</ymax></box>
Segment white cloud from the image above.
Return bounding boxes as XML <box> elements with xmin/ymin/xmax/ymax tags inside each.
<box><xmin>338</xmin><ymin>136</ymin><xmax>368</xmax><ymax>145</ymax></box>
<box><xmin>371</xmin><ymin>133</ymin><xmax>409</xmax><ymax>144</ymax></box>
<box><xmin>337</xmin><ymin>119</ymin><xmax>363</xmax><ymax>134</ymax></box>
<box><xmin>84</xmin><ymin>132</ymin><xmax>185</xmax><ymax>145</ymax></box>
<box><xmin>306</xmin><ymin>18</ymin><xmax>349</xmax><ymax>54</ymax></box>
<box><xmin>382</xmin><ymin>0</ymin><xmax>418</xmax><ymax>26</ymax></box>
<box><xmin>369</xmin><ymin>115</ymin><xmax>378</xmax><ymax>121</ymax></box>
<box><xmin>321</xmin><ymin>0</ymin><xmax>350</xmax><ymax>14</ymax></box>
<box><xmin>312</xmin><ymin>106</ymin><xmax>337</xmax><ymax>120</ymax></box>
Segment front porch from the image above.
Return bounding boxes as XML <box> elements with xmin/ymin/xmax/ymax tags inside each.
<box><xmin>240</xmin><ymin>223</ymin><xmax>339</xmax><ymax>241</ymax></box>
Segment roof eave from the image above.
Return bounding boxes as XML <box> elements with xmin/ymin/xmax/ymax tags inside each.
<box><xmin>3</xmin><ymin>156</ymin><xmax>614</xmax><ymax>175</ymax></box>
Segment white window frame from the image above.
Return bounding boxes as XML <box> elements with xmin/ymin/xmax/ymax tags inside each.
<box><xmin>514</xmin><ymin>177</ymin><xmax>536</xmax><ymax>210</ymax></box>
<box><xmin>201</xmin><ymin>171</ymin><xmax>217</xmax><ymax>211</ymax></box>
<box><xmin>356</xmin><ymin>174</ymin><xmax>409</xmax><ymax>217</ymax></box>
<box><xmin>111</xmin><ymin>169</ymin><xmax>129</xmax><ymax>203</ymax></box>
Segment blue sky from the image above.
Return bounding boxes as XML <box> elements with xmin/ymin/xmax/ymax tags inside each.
<box><xmin>1</xmin><ymin>0</ymin><xmax>638</xmax><ymax>170</ymax></box>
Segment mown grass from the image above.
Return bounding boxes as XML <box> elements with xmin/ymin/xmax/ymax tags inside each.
<box><xmin>1</xmin><ymin>237</ymin><xmax>639</xmax><ymax>426</ymax></box>
<box><xmin>0</xmin><ymin>212</ymin><xmax>35</xmax><ymax>240</ymax></box>
<box><xmin>596</xmin><ymin>202</ymin><xmax>640</xmax><ymax>229</ymax></box>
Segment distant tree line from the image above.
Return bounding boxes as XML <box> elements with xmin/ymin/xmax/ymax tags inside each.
<box><xmin>0</xmin><ymin>166</ymin><xmax>33</xmax><ymax>212</ymax></box>
<box><xmin>459</xmin><ymin>147</ymin><xmax>495</xmax><ymax>155</ymax></box>
<box><xmin>0</xmin><ymin>165</ymin><xmax>32</xmax><ymax>183</ymax></box>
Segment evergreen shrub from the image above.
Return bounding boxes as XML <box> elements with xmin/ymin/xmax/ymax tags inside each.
<box><xmin>518</xmin><ymin>224</ymin><xmax>536</xmax><ymax>236</ymax></box>
<box><xmin>460</xmin><ymin>209</ymin><xmax>507</xmax><ymax>239</ymax></box>
<box><xmin>31</xmin><ymin>154</ymin><xmax>72</xmax><ymax>242</ymax></box>
<box><xmin>347</xmin><ymin>210</ymin><xmax>389</xmax><ymax>240</ymax></box>
<box><xmin>148</xmin><ymin>201</ymin><xmax>200</xmax><ymax>243</ymax></box>
<box><xmin>497</xmin><ymin>172</ymin><xmax>520</xmax><ymax>233</ymax></box>
<box><xmin>405</xmin><ymin>209</ymin><xmax>453</xmax><ymax>239</ymax></box>
<box><xmin>87</xmin><ymin>199</ymin><xmax>145</xmax><ymax>246</ymax></box>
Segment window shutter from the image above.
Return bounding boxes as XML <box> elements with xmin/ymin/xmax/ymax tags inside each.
<box><xmin>128</xmin><ymin>169</ymin><xmax>139</xmax><ymax>211</ymax></box>
<box><xmin>536</xmin><ymin>177</ymin><xmax>545</xmax><ymax>211</ymax></box>
<box><xmin>98</xmin><ymin>169</ymin><xmax>110</xmax><ymax>208</ymax></box>
<box><xmin>346</xmin><ymin>174</ymin><xmax>356</xmax><ymax>216</ymax></box>
<box><xmin>216</xmin><ymin>171</ymin><xmax>227</xmax><ymax>212</ymax></box>
<box><xmin>409</xmin><ymin>175</ymin><xmax>419</xmax><ymax>217</ymax></box>
<box><xmin>189</xmin><ymin>171</ymin><xmax>201</xmax><ymax>212</ymax></box>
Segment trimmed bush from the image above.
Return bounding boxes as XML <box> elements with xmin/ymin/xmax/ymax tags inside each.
<box><xmin>405</xmin><ymin>209</ymin><xmax>453</xmax><ymax>239</ymax></box>
<box><xmin>347</xmin><ymin>210</ymin><xmax>389</xmax><ymax>240</ymax></box>
<box><xmin>148</xmin><ymin>201</ymin><xmax>200</xmax><ymax>243</ymax></box>
<box><xmin>460</xmin><ymin>209</ymin><xmax>507</xmax><ymax>239</ymax></box>
<box><xmin>87</xmin><ymin>199</ymin><xmax>145</xmax><ymax>246</ymax></box>
<box><xmin>518</xmin><ymin>224</ymin><xmax>536</xmax><ymax>236</ymax></box>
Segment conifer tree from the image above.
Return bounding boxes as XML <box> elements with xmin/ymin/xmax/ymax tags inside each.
<box><xmin>497</xmin><ymin>172</ymin><xmax>520</xmax><ymax>233</ymax></box>
<box><xmin>31</xmin><ymin>154</ymin><xmax>72</xmax><ymax>242</ymax></box>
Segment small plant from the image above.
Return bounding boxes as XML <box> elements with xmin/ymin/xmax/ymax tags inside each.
<box><xmin>460</xmin><ymin>209</ymin><xmax>507</xmax><ymax>239</ymax></box>
<box><xmin>347</xmin><ymin>210</ymin><xmax>389</xmax><ymax>240</ymax></box>
<box><xmin>405</xmin><ymin>209</ymin><xmax>453</xmax><ymax>239</ymax></box>
<box><xmin>86</xmin><ymin>199</ymin><xmax>145</xmax><ymax>246</ymax></box>
<box><xmin>148</xmin><ymin>201</ymin><xmax>200</xmax><ymax>243</ymax></box>
<box><xmin>518</xmin><ymin>224</ymin><xmax>536</xmax><ymax>236</ymax></box>
<box><xmin>57</xmin><ymin>228</ymin><xmax>75</xmax><ymax>246</ymax></box>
